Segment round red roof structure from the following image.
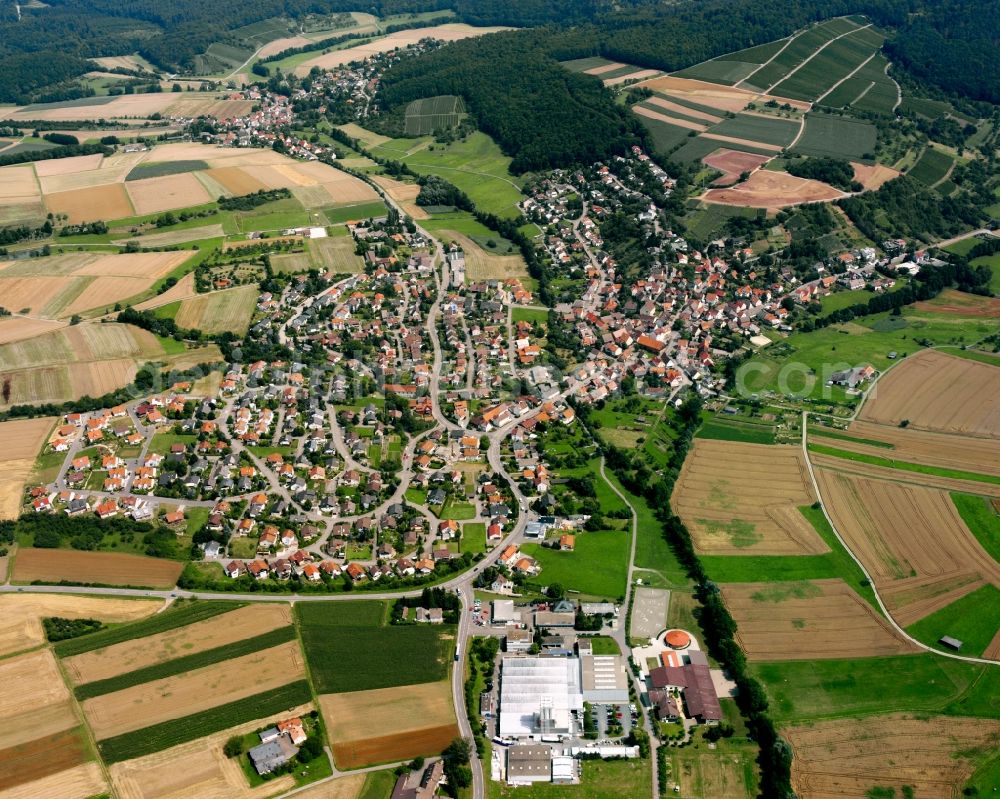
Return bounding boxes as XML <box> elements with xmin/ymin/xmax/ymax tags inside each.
<box><xmin>665</xmin><ymin>629</ymin><xmax>691</xmax><ymax>649</ymax></box>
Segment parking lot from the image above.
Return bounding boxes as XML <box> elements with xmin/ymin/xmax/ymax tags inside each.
<box><xmin>592</xmin><ymin>702</ymin><xmax>635</xmax><ymax>740</ymax></box>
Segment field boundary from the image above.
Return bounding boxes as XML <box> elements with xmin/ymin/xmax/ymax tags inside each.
<box><xmin>801</xmin><ymin>411</ymin><xmax>999</xmax><ymax>666</ymax></box>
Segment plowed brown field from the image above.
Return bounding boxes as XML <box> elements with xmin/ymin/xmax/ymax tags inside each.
<box><xmin>12</xmin><ymin>548</ymin><xmax>183</xmax><ymax>588</ymax></box>
<box><xmin>787</xmin><ymin>713</ymin><xmax>1000</xmax><ymax>799</ymax></box>
<box><xmin>83</xmin><ymin>640</ymin><xmax>304</xmax><ymax>739</ymax></box>
<box><xmin>721</xmin><ymin>579</ymin><xmax>915</xmax><ymax>660</ymax></box>
<box><xmin>702</xmin><ymin>169</ymin><xmax>842</xmax><ymax>208</ymax></box>
<box><xmin>673</xmin><ymin>440</ymin><xmax>826</xmax><ymax>555</ymax></box>
<box><xmin>332</xmin><ymin>725</ymin><xmax>458</xmax><ymax>770</ymax></box>
<box><xmin>45</xmin><ymin>183</ymin><xmax>133</xmax><ymax>223</ymax></box>
<box><xmin>858</xmin><ymin>349</ymin><xmax>1000</xmax><ymax>437</ymax></box>
<box><xmin>65</xmin><ymin>603</ymin><xmax>290</xmax><ymax>685</ymax></box>
<box><xmin>0</xmin><ymin>729</ymin><xmax>88</xmax><ymax>792</ymax></box>
<box><xmin>815</xmin><ymin>469</ymin><xmax>1000</xmax><ymax>623</ymax></box>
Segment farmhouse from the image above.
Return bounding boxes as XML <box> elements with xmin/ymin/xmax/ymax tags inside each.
<box><xmin>248</xmin><ymin>736</ymin><xmax>298</xmax><ymax>775</ymax></box>
<box><xmin>648</xmin><ymin>649</ymin><xmax>721</xmax><ymax>723</ymax></box>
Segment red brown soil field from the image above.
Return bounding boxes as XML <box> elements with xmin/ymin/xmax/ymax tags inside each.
<box><xmin>702</xmin><ymin>169</ymin><xmax>843</xmax><ymax>209</ymax></box>
<box><xmin>703</xmin><ymin>149</ymin><xmax>772</xmax><ymax>186</ymax></box>
<box><xmin>12</xmin><ymin>548</ymin><xmax>183</xmax><ymax>588</ymax></box>
<box><xmin>851</xmin><ymin>161</ymin><xmax>900</xmax><ymax>190</ymax></box>
<box><xmin>913</xmin><ymin>288</ymin><xmax>1000</xmax><ymax>318</ymax></box>
<box><xmin>331</xmin><ymin>724</ymin><xmax>458</xmax><ymax>770</ymax></box>
<box><xmin>0</xmin><ymin>729</ymin><xmax>88</xmax><ymax>792</ymax></box>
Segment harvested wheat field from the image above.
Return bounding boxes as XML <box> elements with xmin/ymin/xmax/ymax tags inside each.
<box><xmin>294</xmin><ymin>24</ymin><xmax>511</xmax><ymax>75</ymax></box>
<box><xmin>108</xmin><ymin>704</ymin><xmax>314</xmax><ymax>799</ymax></box>
<box><xmin>322</xmin><ymin>681</ymin><xmax>457</xmax><ymax>768</ymax></box>
<box><xmin>673</xmin><ymin>440</ymin><xmax>826</xmax><ymax>555</ymax></box>
<box><xmin>83</xmin><ymin>640</ymin><xmax>304</xmax><ymax>739</ymax></box>
<box><xmin>828</xmin><ymin>419</ymin><xmax>1000</xmax><ymax>476</ymax></box>
<box><xmin>65</xmin><ymin>603</ymin><xmax>290</xmax><ymax>685</ymax></box>
<box><xmin>308</xmin><ymin>236</ymin><xmax>365</xmax><ymax>273</ymax></box>
<box><xmin>0</xmin><ymin>762</ymin><xmax>107</xmax><ymax>799</ymax></box>
<box><xmin>0</xmin><ymin>94</ymin><xmax>248</xmax><ymax>123</ymax></box>
<box><xmin>858</xmin><ymin>349</ymin><xmax>1000</xmax><ymax>437</ymax></box>
<box><xmin>703</xmin><ymin>169</ymin><xmax>843</xmax><ymax>208</ymax></box>
<box><xmin>0</xmin><ymin>165</ymin><xmax>41</xmax><ymax>202</ymax></box>
<box><xmin>439</xmin><ymin>231</ymin><xmax>528</xmax><ymax>281</ymax></box>
<box><xmin>0</xmin><ymin>417</ymin><xmax>55</xmax><ymax>518</ymax></box>
<box><xmin>45</xmin><ymin>183</ymin><xmax>133</xmax><ymax>223</ymax></box>
<box><xmin>0</xmin><ymin>593</ymin><xmax>162</xmax><ymax>659</ymax></box>
<box><xmin>135</xmin><ymin>272</ymin><xmax>197</xmax><ymax>310</ymax></box>
<box><xmin>810</xmin><ymin>452</ymin><xmax>1000</xmax><ymax>499</ymax></box>
<box><xmin>12</xmin><ymin>548</ymin><xmax>183</xmax><ymax>588</ymax></box>
<box><xmin>34</xmin><ymin>153</ymin><xmax>105</xmax><ymax>178</ymax></box>
<box><xmin>127</xmin><ymin>172</ymin><xmax>213</xmax><ymax>216</ymax></box>
<box><xmin>0</xmin><ymin>316</ymin><xmax>65</xmax><ymax>346</ymax></box>
<box><xmin>62</xmin><ymin>277</ymin><xmax>150</xmax><ymax>317</ymax></box>
<box><xmin>913</xmin><ymin>288</ymin><xmax>1000</xmax><ymax>318</ymax></box>
<box><xmin>0</xmin><ymin>649</ymin><xmax>74</xmax><ymax>748</ymax></box>
<box><xmin>0</xmin><ymin>322</ymin><xmax>161</xmax><ymax>369</ymax></box>
<box><xmin>338</xmin><ymin>123</ymin><xmax>391</xmax><ymax>149</ymax></box>
<box><xmin>786</xmin><ymin>713</ymin><xmax>1000</xmax><ymax>799</ymax></box>
<box><xmin>202</xmin><ymin>166</ymin><xmax>268</xmax><ymax>196</ymax></box>
<box><xmin>878</xmin><ymin>572</ymin><xmax>987</xmax><ymax>627</ymax></box>
<box><xmin>77</xmin><ymin>251</ymin><xmax>193</xmax><ymax>279</ymax></box>
<box><xmin>286</xmin><ymin>775</ymin><xmax>365</xmax><ymax>799</ymax></box>
<box><xmin>815</xmin><ymin>470</ymin><xmax>1000</xmax><ymax>623</ymax></box>
<box><xmin>851</xmin><ymin>161</ymin><xmax>899</xmax><ymax>190</ymax></box>
<box><xmin>173</xmin><ymin>285</ymin><xmax>258</xmax><ymax>334</ymax></box>
<box><xmin>0</xmin><ymin>277</ymin><xmax>71</xmax><ymax>316</ymax></box>
<box><xmin>605</xmin><ymin>69</ymin><xmax>662</xmax><ymax>86</ymax></box>
<box><xmin>38</xmin><ymin>164</ymin><xmax>130</xmax><ymax>195</ymax></box>
<box><xmin>721</xmin><ymin>579</ymin><xmax>915</xmax><ymax>660</ymax></box>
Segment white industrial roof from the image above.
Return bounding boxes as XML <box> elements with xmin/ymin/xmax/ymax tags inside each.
<box><xmin>498</xmin><ymin>657</ymin><xmax>583</xmax><ymax>737</ymax></box>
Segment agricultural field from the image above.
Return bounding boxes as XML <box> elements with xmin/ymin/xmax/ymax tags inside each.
<box><xmin>106</xmin><ymin>705</ymin><xmax>315</xmax><ymax>799</ymax></box>
<box><xmin>907</xmin><ymin>145</ymin><xmax>954</xmax><ymax>186</ymax></box>
<box><xmin>81</xmin><ymin>639</ymin><xmax>304</xmax><ymax>739</ymax></box>
<box><xmin>672</xmin><ymin>439</ymin><xmax>827</xmax><ymax>555</ymax></box>
<box><xmin>308</xmin><ymin>234</ymin><xmax>365</xmax><ymax>273</ymax></box>
<box><xmin>404</xmin><ymin>95</ymin><xmax>466</xmax><ymax>136</ymax></box>
<box><xmin>62</xmin><ymin>603</ymin><xmax>291</xmax><ymax>686</ymax></box>
<box><xmin>0</xmin><ymin>93</ymin><xmax>253</xmax><ymax>124</ymax></box>
<box><xmin>370</xmin><ymin>130</ymin><xmax>525</xmax><ymax>218</ymax></box>
<box><xmin>768</xmin><ymin>25</ymin><xmax>885</xmax><ymax>103</ymax></box>
<box><xmin>0</xmin><ymin>649</ymin><xmax>104</xmax><ymax>799</ymax></box>
<box><xmin>913</xmin><ymin>288</ymin><xmax>1000</xmax><ymax>318</ymax></box>
<box><xmin>11</xmin><ymin>548</ymin><xmax>184</xmax><ymax>588</ymax></box>
<box><xmin>291</xmin><ymin>24</ymin><xmax>511</xmax><ymax>76</ymax></box>
<box><xmin>521</xmin><ymin>529</ymin><xmax>630</xmax><ymax>599</ymax></box>
<box><xmin>436</xmin><ymin>230</ymin><xmax>528</xmax><ymax>281</ymax></box>
<box><xmin>0</xmin><ymin>416</ymin><xmax>55</xmax><ymax>518</ymax></box>
<box><xmin>857</xmin><ymin>349</ymin><xmax>1000</xmax><ymax>436</ymax></box>
<box><xmin>0</xmin><ymin>593</ymin><xmax>162</xmax><ymax>658</ymax></box>
<box><xmin>709</xmin><ymin>113</ymin><xmax>799</xmax><ymax>147</ymax></box>
<box><xmin>814</xmin><ymin>469</ymin><xmax>1000</xmax><ymax>626</ymax></box>
<box><xmin>296</xmin><ymin>601</ymin><xmax>451</xmax><ymax>694</ymax></box>
<box><xmin>169</xmin><ymin>285</ymin><xmax>258</xmax><ymax>334</ymax></box>
<box><xmin>721</xmin><ymin>579</ymin><xmax>915</xmax><ymax>660</ymax></box>
<box><xmin>791</xmin><ymin>113</ymin><xmax>877</xmax><ymax>160</ymax></box>
<box><xmin>786</xmin><ymin>713</ymin><xmax>1000</xmax><ymax>798</ymax></box>
<box><xmin>320</xmin><ymin>681</ymin><xmax>457</xmax><ymax>768</ymax></box>
<box><xmin>906</xmin><ymin>584</ymin><xmax>1000</xmax><ymax>658</ymax></box>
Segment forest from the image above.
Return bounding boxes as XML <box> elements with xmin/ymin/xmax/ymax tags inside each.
<box><xmin>0</xmin><ymin>0</ymin><xmax>996</xmax><ymax>104</ymax></box>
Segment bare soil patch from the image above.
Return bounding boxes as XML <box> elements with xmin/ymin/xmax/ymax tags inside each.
<box><xmin>605</xmin><ymin>69</ymin><xmax>662</xmax><ymax>86</ymax></box>
<box><xmin>787</xmin><ymin>713</ymin><xmax>1000</xmax><ymax>799</ymax></box>
<box><xmin>12</xmin><ymin>548</ymin><xmax>183</xmax><ymax>588</ymax></box>
<box><xmin>858</xmin><ymin>349</ymin><xmax>1000</xmax><ymax>437</ymax></box>
<box><xmin>0</xmin><ymin>417</ymin><xmax>55</xmax><ymax>519</ymax></box>
<box><xmin>0</xmin><ymin>594</ymin><xmax>162</xmax><ymax>658</ymax></box>
<box><xmin>703</xmin><ymin>169</ymin><xmax>841</xmax><ymax>208</ymax></box>
<box><xmin>638</xmin><ymin>75</ymin><xmax>812</xmax><ymax>113</ymax></box>
<box><xmin>332</xmin><ymin>725</ymin><xmax>458</xmax><ymax>770</ymax></box>
<box><xmin>704</xmin><ymin>149</ymin><xmax>772</xmax><ymax>186</ymax></box>
<box><xmin>673</xmin><ymin>440</ymin><xmax>825</xmax><ymax>555</ymax></box>
<box><xmin>82</xmin><ymin>640</ymin><xmax>304</xmax><ymax>739</ymax></box>
<box><xmin>0</xmin><ymin>729</ymin><xmax>88</xmax><ymax>793</ymax></box>
<box><xmin>107</xmin><ymin>703</ymin><xmax>314</xmax><ymax>799</ymax></box>
<box><xmin>126</xmin><ymin>172</ymin><xmax>212</xmax><ymax>215</ymax></box>
<box><xmin>583</xmin><ymin>62</ymin><xmax>627</xmax><ymax>76</ymax></box>
<box><xmin>65</xmin><ymin>603</ymin><xmax>290</xmax><ymax>685</ymax></box>
<box><xmin>851</xmin><ymin>161</ymin><xmax>899</xmax><ymax>190</ymax></box>
<box><xmin>45</xmin><ymin>183</ymin><xmax>133</xmax><ymax>223</ymax></box>
<box><xmin>721</xmin><ymin>579</ymin><xmax>915</xmax><ymax>660</ymax></box>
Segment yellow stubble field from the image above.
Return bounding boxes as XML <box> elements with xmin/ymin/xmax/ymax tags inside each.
<box><xmin>0</xmin><ymin>417</ymin><xmax>55</xmax><ymax>518</ymax></box>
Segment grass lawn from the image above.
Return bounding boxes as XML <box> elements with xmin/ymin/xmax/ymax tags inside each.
<box><xmin>31</xmin><ymin>447</ymin><xmax>67</xmax><ymax>484</ymax></box>
<box><xmin>323</xmin><ymin>200</ymin><xmax>388</xmax><ymax>225</ymax></box>
<box><xmin>699</xmin><ymin>505</ymin><xmax>878</xmax><ymax>609</ymax></box>
<box><xmin>359</xmin><ymin>769</ymin><xmax>398</xmax><ymax>799</ymax></box>
<box><xmin>970</xmin><ymin>252</ymin><xmax>1000</xmax><ymax>294</ymax></box>
<box><xmin>952</xmin><ymin>493</ymin><xmax>1000</xmax><ymax>563</ymax></box>
<box><xmin>808</xmin><ymin>442</ymin><xmax>1000</xmax><ymax>485</ymax></box>
<box><xmin>522</xmin><ymin>530</ymin><xmax>629</xmax><ymax>600</ymax></box>
<box><xmin>588</xmin><ymin>636</ymin><xmax>621</xmax><ymax>655</ymax></box>
<box><xmin>906</xmin><ymin>584</ymin><xmax>1000</xmax><ymax>657</ymax></box>
<box><xmin>228</xmin><ymin>537</ymin><xmax>257</xmax><ymax>559</ymax></box>
<box><xmin>491</xmin><ymin>758</ymin><xmax>651</xmax><ymax>799</ymax></box>
<box><xmin>511</xmin><ymin>307</ymin><xmax>549</xmax><ymax>325</ymax></box>
<box><xmin>751</xmin><ymin>654</ymin><xmax>997</xmax><ymax>723</ymax></box>
<box><xmin>462</xmin><ymin>522</ymin><xmax>486</xmax><ymax>554</ymax></box>
<box><xmin>404</xmin><ymin>488</ymin><xmax>427</xmax><ymax>505</ymax></box>
<box><xmin>440</xmin><ymin>496</ymin><xmax>476</xmax><ymax>520</ymax></box>
<box><xmin>147</xmin><ymin>432</ymin><xmax>197</xmax><ymax>456</ymax></box>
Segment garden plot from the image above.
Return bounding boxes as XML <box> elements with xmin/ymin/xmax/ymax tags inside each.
<box><xmin>672</xmin><ymin>439</ymin><xmax>826</xmax><ymax>555</ymax></box>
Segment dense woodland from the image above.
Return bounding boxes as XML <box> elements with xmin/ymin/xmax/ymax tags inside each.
<box><xmin>1</xmin><ymin>0</ymin><xmax>997</xmax><ymax>104</ymax></box>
